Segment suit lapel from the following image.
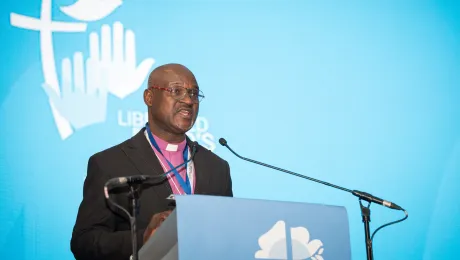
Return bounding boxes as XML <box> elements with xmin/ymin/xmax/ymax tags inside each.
<box><xmin>187</xmin><ymin>138</ymin><xmax>210</xmax><ymax>194</ymax></box>
<box><xmin>122</xmin><ymin>128</ymin><xmax>172</xmax><ymax>201</ymax></box>
<box><xmin>122</xmin><ymin>129</ymin><xmax>211</xmax><ymax>197</ymax></box>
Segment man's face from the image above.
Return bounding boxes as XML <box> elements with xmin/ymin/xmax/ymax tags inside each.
<box><xmin>149</xmin><ymin>73</ymin><xmax>200</xmax><ymax>136</ymax></box>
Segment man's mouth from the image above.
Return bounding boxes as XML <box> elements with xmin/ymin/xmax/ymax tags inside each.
<box><xmin>177</xmin><ymin>108</ymin><xmax>193</xmax><ymax>119</ymax></box>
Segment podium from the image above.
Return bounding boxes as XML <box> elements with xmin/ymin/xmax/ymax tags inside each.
<box><xmin>138</xmin><ymin>195</ymin><xmax>352</xmax><ymax>260</ymax></box>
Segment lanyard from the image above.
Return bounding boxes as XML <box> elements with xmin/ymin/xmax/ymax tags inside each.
<box><xmin>146</xmin><ymin>124</ymin><xmax>192</xmax><ymax>195</ymax></box>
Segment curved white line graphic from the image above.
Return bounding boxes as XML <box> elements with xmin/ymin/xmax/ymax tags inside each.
<box><xmin>10</xmin><ymin>0</ymin><xmax>87</xmax><ymax>139</ymax></box>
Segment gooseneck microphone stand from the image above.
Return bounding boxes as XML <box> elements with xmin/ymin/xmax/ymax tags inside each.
<box><xmin>104</xmin><ymin>177</ymin><xmax>149</xmax><ymax>260</ymax></box>
<box><xmin>128</xmin><ymin>184</ymin><xmax>141</xmax><ymax>260</ymax></box>
<box><xmin>103</xmin><ymin>143</ymin><xmax>198</xmax><ymax>260</ymax></box>
<box><xmin>218</xmin><ymin>138</ymin><xmax>408</xmax><ymax>260</ymax></box>
<box><xmin>360</xmin><ymin>200</ymin><xmax>373</xmax><ymax>259</ymax></box>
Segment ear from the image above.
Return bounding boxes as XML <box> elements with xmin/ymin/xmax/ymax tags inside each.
<box><xmin>144</xmin><ymin>89</ymin><xmax>153</xmax><ymax>106</ymax></box>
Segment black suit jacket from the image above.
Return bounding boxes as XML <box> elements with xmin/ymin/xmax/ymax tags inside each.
<box><xmin>70</xmin><ymin>128</ymin><xmax>233</xmax><ymax>260</ymax></box>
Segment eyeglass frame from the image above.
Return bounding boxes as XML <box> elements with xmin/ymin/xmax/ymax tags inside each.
<box><xmin>149</xmin><ymin>84</ymin><xmax>205</xmax><ymax>103</ymax></box>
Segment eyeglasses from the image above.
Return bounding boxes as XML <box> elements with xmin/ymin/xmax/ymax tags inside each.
<box><xmin>150</xmin><ymin>85</ymin><xmax>205</xmax><ymax>103</ymax></box>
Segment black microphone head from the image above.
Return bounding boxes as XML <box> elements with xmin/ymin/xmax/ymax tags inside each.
<box><xmin>219</xmin><ymin>138</ymin><xmax>227</xmax><ymax>146</ymax></box>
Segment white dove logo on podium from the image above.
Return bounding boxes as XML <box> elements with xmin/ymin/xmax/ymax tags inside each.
<box><xmin>60</xmin><ymin>0</ymin><xmax>123</xmax><ymax>21</ymax></box>
<box><xmin>255</xmin><ymin>220</ymin><xmax>325</xmax><ymax>260</ymax></box>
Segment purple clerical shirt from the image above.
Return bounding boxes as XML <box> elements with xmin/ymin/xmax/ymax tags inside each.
<box><xmin>144</xmin><ymin>131</ymin><xmax>195</xmax><ymax>195</ymax></box>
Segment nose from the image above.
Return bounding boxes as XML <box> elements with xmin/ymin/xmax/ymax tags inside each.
<box><xmin>180</xmin><ymin>92</ymin><xmax>195</xmax><ymax>105</ymax></box>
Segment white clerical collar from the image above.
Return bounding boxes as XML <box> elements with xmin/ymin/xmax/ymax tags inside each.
<box><xmin>165</xmin><ymin>144</ymin><xmax>179</xmax><ymax>152</ymax></box>
<box><xmin>144</xmin><ymin>130</ymin><xmax>183</xmax><ymax>152</ymax></box>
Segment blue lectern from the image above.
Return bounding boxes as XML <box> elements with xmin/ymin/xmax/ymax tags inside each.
<box><xmin>138</xmin><ymin>195</ymin><xmax>352</xmax><ymax>260</ymax></box>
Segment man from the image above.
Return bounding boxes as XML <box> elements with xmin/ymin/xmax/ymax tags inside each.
<box><xmin>70</xmin><ymin>63</ymin><xmax>233</xmax><ymax>260</ymax></box>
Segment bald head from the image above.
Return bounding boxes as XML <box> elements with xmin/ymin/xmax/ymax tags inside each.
<box><xmin>147</xmin><ymin>63</ymin><xmax>198</xmax><ymax>90</ymax></box>
<box><xmin>143</xmin><ymin>63</ymin><xmax>200</xmax><ymax>143</ymax></box>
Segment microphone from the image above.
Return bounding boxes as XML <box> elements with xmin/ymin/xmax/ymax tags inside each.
<box><xmin>104</xmin><ymin>141</ymin><xmax>199</xmax><ymax>199</ymax></box>
<box><xmin>218</xmin><ymin>137</ymin><xmax>409</xmax><ymax>260</ymax></box>
<box><xmin>351</xmin><ymin>190</ymin><xmax>402</xmax><ymax>210</ymax></box>
<box><xmin>218</xmin><ymin>137</ymin><xmax>402</xmax><ymax>210</ymax></box>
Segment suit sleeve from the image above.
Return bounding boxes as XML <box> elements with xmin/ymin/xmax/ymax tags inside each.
<box><xmin>70</xmin><ymin>155</ymin><xmax>145</xmax><ymax>260</ymax></box>
<box><xmin>224</xmin><ymin>160</ymin><xmax>233</xmax><ymax>197</ymax></box>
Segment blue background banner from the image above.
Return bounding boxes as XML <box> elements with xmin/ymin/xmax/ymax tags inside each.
<box><xmin>1</xmin><ymin>0</ymin><xmax>459</xmax><ymax>259</ymax></box>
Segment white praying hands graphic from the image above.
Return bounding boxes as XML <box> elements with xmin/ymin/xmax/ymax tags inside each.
<box><xmin>10</xmin><ymin>0</ymin><xmax>154</xmax><ymax>139</ymax></box>
<box><xmin>42</xmin><ymin>50</ymin><xmax>109</xmax><ymax>130</ymax></box>
<box><xmin>9</xmin><ymin>0</ymin><xmax>215</xmax><ymax>150</ymax></box>
<box><xmin>90</xmin><ymin>22</ymin><xmax>155</xmax><ymax>99</ymax></box>
<box><xmin>255</xmin><ymin>220</ymin><xmax>324</xmax><ymax>260</ymax></box>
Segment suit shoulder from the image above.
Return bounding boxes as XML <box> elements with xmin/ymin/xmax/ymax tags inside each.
<box><xmin>87</xmin><ymin>137</ymin><xmax>131</xmax><ymax>163</ymax></box>
<box><xmin>196</xmin><ymin>143</ymin><xmax>228</xmax><ymax>164</ymax></box>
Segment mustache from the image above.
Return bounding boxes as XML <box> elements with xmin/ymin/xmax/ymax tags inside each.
<box><xmin>175</xmin><ymin>105</ymin><xmax>194</xmax><ymax>113</ymax></box>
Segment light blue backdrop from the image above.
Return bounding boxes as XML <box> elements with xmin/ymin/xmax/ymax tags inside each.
<box><xmin>1</xmin><ymin>0</ymin><xmax>459</xmax><ymax>259</ymax></box>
